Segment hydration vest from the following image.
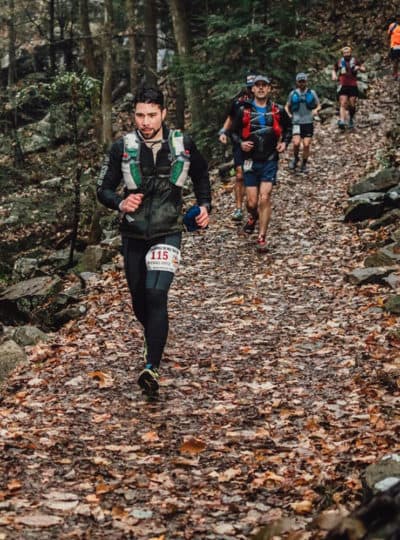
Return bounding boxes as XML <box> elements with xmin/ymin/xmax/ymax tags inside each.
<box><xmin>290</xmin><ymin>89</ymin><xmax>316</xmax><ymax>112</ymax></box>
<box><xmin>389</xmin><ymin>22</ymin><xmax>400</xmax><ymax>47</ymax></box>
<box><xmin>339</xmin><ymin>56</ymin><xmax>357</xmax><ymax>74</ymax></box>
<box><xmin>121</xmin><ymin>129</ymin><xmax>190</xmax><ymax>190</ymax></box>
<box><xmin>241</xmin><ymin>102</ymin><xmax>282</xmax><ymax>140</ymax></box>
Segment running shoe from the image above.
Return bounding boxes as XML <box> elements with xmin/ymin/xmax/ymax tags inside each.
<box><xmin>300</xmin><ymin>162</ymin><xmax>308</xmax><ymax>173</ymax></box>
<box><xmin>231</xmin><ymin>208</ymin><xmax>243</xmax><ymax>221</ymax></box>
<box><xmin>256</xmin><ymin>235</ymin><xmax>268</xmax><ymax>253</ymax></box>
<box><xmin>138</xmin><ymin>365</ymin><xmax>160</xmax><ymax>397</ymax></box>
<box><xmin>243</xmin><ymin>216</ymin><xmax>257</xmax><ymax>234</ymax></box>
<box><xmin>289</xmin><ymin>157</ymin><xmax>299</xmax><ymax>170</ymax></box>
<box><xmin>337</xmin><ymin>120</ymin><xmax>346</xmax><ymax>130</ymax></box>
<box><xmin>348</xmin><ymin>118</ymin><xmax>355</xmax><ymax>129</ymax></box>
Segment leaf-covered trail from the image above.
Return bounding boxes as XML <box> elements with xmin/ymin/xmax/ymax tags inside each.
<box><xmin>1</xmin><ymin>79</ymin><xmax>400</xmax><ymax>539</ymax></box>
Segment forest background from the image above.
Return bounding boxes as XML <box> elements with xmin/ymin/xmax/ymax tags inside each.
<box><xmin>1</xmin><ymin>0</ymin><xmax>398</xmax><ymax>160</ymax></box>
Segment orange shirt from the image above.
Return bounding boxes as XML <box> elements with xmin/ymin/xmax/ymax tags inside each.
<box><xmin>388</xmin><ymin>22</ymin><xmax>400</xmax><ymax>48</ymax></box>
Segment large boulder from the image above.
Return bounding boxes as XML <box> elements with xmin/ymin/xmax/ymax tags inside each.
<box><xmin>0</xmin><ymin>276</ymin><xmax>62</xmax><ymax>325</ymax></box>
<box><xmin>326</xmin><ymin>479</ymin><xmax>400</xmax><ymax>540</ymax></box>
<box><xmin>346</xmin><ymin>266</ymin><xmax>397</xmax><ymax>285</ymax></box>
<box><xmin>12</xmin><ymin>325</ymin><xmax>48</xmax><ymax>346</ymax></box>
<box><xmin>12</xmin><ymin>257</ymin><xmax>41</xmax><ymax>281</ymax></box>
<box><xmin>348</xmin><ymin>168</ymin><xmax>400</xmax><ymax>196</ymax></box>
<box><xmin>0</xmin><ymin>340</ymin><xmax>26</xmax><ymax>383</ymax></box>
<box><xmin>16</xmin><ymin>105</ymin><xmax>73</xmax><ymax>153</ymax></box>
<box><xmin>76</xmin><ymin>245</ymin><xmax>115</xmax><ymax>273</ymax></box>
<box><xmin>364</xmin><ymin>243</ymin><xmax>400</xmax><ymax>267</ymax></box>
<box><xmin>364</xmin><ymin>454</ymin><xmax>400</xmax><ymax>494</ymax></box>
<box><xmin>384</xmin><ymin>295</ymin><xmax>400</xmax><ymax>314</ymax></box>
<box><xmin>344</xmin><ymin>192</ymin><xmax>385</xmax><ymax>222</ymax></box>
<box><xmin>384</xmin><ymin>185</ymin><xmax>400</xmax><ymax>209</ymax></box>
<box><xmin>369</xmin><ymin>209</ymin><xmax>400</xmax><ymax>230</ymax></box>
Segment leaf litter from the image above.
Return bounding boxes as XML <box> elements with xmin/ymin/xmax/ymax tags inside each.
<box><xmin>0</xmin><ymin>78</ymin><xmax>400</xmax><ymax>539</ymax></box>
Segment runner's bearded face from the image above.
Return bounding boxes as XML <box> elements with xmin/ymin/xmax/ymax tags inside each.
<box><xmin>134</xmin><ymin>102</ymin><xmax>167</xmax><ymax>140</ymax></box>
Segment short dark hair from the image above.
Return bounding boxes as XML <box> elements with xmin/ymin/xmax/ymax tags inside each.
<box><xmin>386</xmin><ymin>16</ymin><xmax>398</xmax><ymax>26</ymax></box>
<box><xmin>134</xmin><ymin>86</ymin><xmax>164</xmax><ymax>109</ymax></box>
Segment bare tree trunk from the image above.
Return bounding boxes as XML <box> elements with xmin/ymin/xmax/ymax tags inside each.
<box><xmin>143</xmin><ymin>0</ymin><xmax>157</xmax><ymax>86</ymax></box>
<box><xmin>79</xmin><ymin>0</ymin><xmax>97</xmax><ymax>76</ymax></box>
<box><xmin>49</xmin><ymin>0</ymin><xmax>56</xmax><ymax>73</ymax></box>
<box><xmin>101</xmin><ymin>0</ymin><xmax>114</xmax><ymax>146</ymax></box>
<box><xmin>7</xmin><ymin>0</ymin><xmax>16</xmax><ymax>86</ymax></box>
<box><xmin>126</xmin><ymin>0</ymin><xmax>139</xmax><ymax>93</ymax></box>
<box><xmin>174</xmin><ymin>77</ymin><xmax>185</xmax><ymax>129</ymax></box>
<box><xmin>168</xmin><ymin>0</ymin><xmax>202</xmax><ymax>129</ymax></box>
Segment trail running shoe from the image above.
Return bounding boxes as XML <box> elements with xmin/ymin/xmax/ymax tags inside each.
<box><xmin>300</xmin><ymin>162</ymin><xmax>308</xmax><ymax>173</ymax></box>
<box><xmin>138</xmin><ymin>365</ymin><xmax>160</xmax><ymax>397</ymax></box>
<box><xmin>337</xmin><ymin>120</ymin><xmax>346</xmax><ymax>130</ymax></box>
<box><xmin>256</xmin><ymin>236</ymin><xmax>268</xmax><ymax>253</ymax></box>
<box><xmin>231</xmin><ymin>208</ymin><xmax>243</xmax><ymax>221</ymax></box>
<box><xmin>348</xmin><ymin>118</ymin><xmax>355</xmax><ymax>129</ymax></box>
<box><xmin>243</xmin><ymin>216</ymin><xmax>257</xmax><ymax>234</ymax></box>
<box><xmin>289</xmin><ymin>157</ymin><xmax>299</xmax><ymax>170</ymax></box>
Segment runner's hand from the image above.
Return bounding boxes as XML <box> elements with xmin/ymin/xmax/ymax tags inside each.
<box><xmin>195</xmin><ymin>206</ymin><xmax>209</xmax><ymax>228</ymax></box>
<box><xmin>241</xmin><ymin>141</ymin><xmax>254</xmax><ymax>152</ymax></box>
<box><xmin>120</xmin><ymin>193</ymin><xmax>143</xmax><ymax>213</ymax></box>
<box><xmin>277</xmin><ymin>142</ymin><xmax>286</xmax><ymax>153</ymax></box>
<box><xmin>219</xmin><ymin>133</ymin><xmax>228</xmax><ymax>144</ymax></box>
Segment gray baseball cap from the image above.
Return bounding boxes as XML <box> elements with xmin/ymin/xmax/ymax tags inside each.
<box><xmin>253</xmin><ymin>75</ymin><xmax>271</xmax><ymax>85</ymax></box>
<box><xmin>296</xmin><ymin>72</ymin><xmax>308</xmax><ymax>81</ymax></box>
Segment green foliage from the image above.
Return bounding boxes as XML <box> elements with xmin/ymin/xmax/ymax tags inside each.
<box><xmin>48</xmin><ymin>72</ymin><xmax>101</xmax><ymax>111</ymax></box>
<box><xmin>176</xmin><ymin>1</ymin><xmax>328</xmax><ymax>156</ymax></box>
<box><xmin>13</xmin><ymin>84</ymin><xmax>49</xmax><ymax>109</ymax></box>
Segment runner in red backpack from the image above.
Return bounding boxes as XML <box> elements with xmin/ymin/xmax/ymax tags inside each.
<box><xmin>219</xmin><ymin>73</ymin><xmax>256</xmax><ymax>221</ymax></box>
<box><xmin>332</xmin><ymin>46</ymin><xmax>365</xmax><ymax>130</ymax></box>
<box><xmin>387</xmin><ymin>16</ymin><xmax>400</xmax><ymax>80</ymax></box>
<box><xmin>231</xmin><ymin>75</ymin><xmax>292</xmax><ymax>252</ymax></box>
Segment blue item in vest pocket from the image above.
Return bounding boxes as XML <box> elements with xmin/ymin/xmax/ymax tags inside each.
<box><xmin>183</xmin><ymin>205</ymin><xmax>201</xmax><ymax>231</ymax></box>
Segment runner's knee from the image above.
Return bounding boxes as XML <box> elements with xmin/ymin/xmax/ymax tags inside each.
<box><xmin>146</xmin><ymin>288</ymin><xmax>168</xmax><ymax>313</ymax></box>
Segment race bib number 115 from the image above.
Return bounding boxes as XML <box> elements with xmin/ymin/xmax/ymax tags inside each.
<box><xmin>145</xmin><ymin>244</ymin><xmax>181</xmax><ymax>273</ymax></box>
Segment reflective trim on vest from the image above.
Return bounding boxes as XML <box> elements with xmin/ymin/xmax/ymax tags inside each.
<box><xmin>168</xmin><ymin>130</ymin><xmax>191</xmax><ymax>187</ymax></box>
<box><xmin>122</xmin><ymin>130</ymin><xmax>190</xmax><ymax>189</ymax></box>
<box><xmin>122</xmin><ymin>133</ymin><xmax>142</xmax><ymax>190</ymax></box>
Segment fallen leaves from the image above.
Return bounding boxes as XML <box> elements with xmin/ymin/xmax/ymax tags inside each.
<box><xmin>87</xmin><ymin>371</ymin><xmax>114</xmax><ymax>388</ymax></box>
<box><xmin>179</xmin><ymin>437</ymin><xmax>207</xmax><ymax>455</ymax></box>
<box><xmin>6</xmin><ymin>480</ymin><xmax>21</xmax><ymax>491</ymax></box>
<box><xmin>290</xmin><ymin>500</ymin><xmax>313</xmax><ymax>514</ymax></box>
<box><xmin>1</xmin><ymin>75</ymin><xmax>399</xmax><ymax>540</ymax></box>
<box><xmin>15</xmin><ymin>514</ymin><xmax>63</xmax><ymax>527</ymax></box>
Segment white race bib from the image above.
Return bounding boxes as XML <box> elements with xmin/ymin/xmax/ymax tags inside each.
<box><xmin>293</xmin><ymin>124</ymin><xmax>301</xmax><ymax>135</ymax></box>
<box><xmin>243</xmin><ymin>159</ymin><xmax>253</xmax><ymax>172</ymax></box>
<box><xmin>145</xmin><ymin>244</ymin><xmax>181</xmax><ymax>273</ymax></box>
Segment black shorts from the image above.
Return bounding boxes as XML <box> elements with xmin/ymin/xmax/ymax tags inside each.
<box><xmin>232</xmin><ymin>143</ymin><xmax>244</xmax><ymax>168</ymax></box>
<box><xmin>338</xmin><ymin>85</ymin><xmax>359</xmax><ymax>98</ymax></box>
<box><xmin>390</xmin><ymin>48</ymin><xmax>400</xmax><ymax>60</ymax></box>
<box><xmin>293</xmin><ymin>123</ymin><xmax>314</xmax><ymax>138</ymax></box>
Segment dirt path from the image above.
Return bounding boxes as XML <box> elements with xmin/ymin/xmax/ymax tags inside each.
<box><xmin>1</xmin><ymin>78</ymin><xmax>399</xmax><ymax>539</ymax></box>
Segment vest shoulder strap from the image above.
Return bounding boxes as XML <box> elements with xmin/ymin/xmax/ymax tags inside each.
<box><xmin>168</xmin><ymin>129</ymin><xmax>186</xmax><ymax>160</ymax></box>
<box><xmin>124</xmin><ymin>132</ymin><xmax>140</xmax><ymax>151</ymax></box>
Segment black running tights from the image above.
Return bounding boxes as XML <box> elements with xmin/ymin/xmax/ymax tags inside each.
<box><xmin>122</xmin><ymin>233</ymin><xmax>182</xmax><ymax>369</ymax></box>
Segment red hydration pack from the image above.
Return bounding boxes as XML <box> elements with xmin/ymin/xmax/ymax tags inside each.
<box><xmin>241</xmin><ymin>103</ymin><xmax>282</xmax><ymax>139</ymax></box>
<box><xmin>241</xmin><ymin>107</ymin><xmax>251</xmax><ymax>139</ymax></box>
<box><xmin>271</xmin><ymin>103</ymin><xmax>282</xmax><ymax>139</ymax></box>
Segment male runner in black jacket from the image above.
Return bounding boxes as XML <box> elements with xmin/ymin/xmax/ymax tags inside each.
<box><xmin>97</xmin><ymin>87</ymin><xmax>211</xmax><ymax>397</ymax></box>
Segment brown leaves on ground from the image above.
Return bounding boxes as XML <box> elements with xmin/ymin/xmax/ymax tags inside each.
<box><xmin>0</xmin><ymin>77</ymin><xmax>400</xmax><ymax>539</ymax></box>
